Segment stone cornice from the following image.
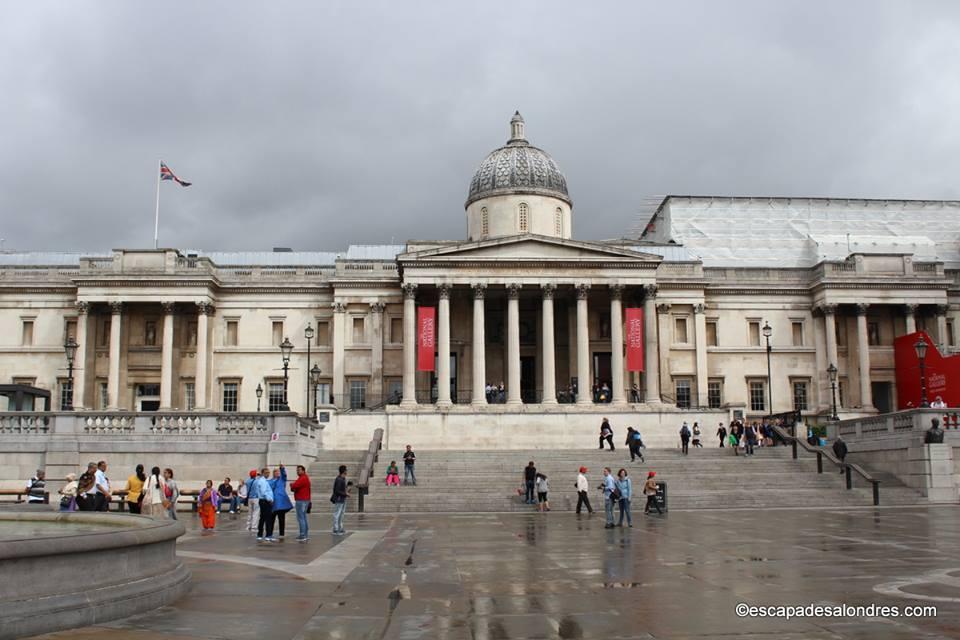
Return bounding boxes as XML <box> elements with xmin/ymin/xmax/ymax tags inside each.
<box><xmin>401</xmin><ymin>259</ymin><xmax>659</xmax><ymax>270</ymax></box>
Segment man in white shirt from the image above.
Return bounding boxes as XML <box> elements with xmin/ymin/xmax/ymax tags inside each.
<box><xmin>931</xmin><ymin>396</ymin><xmax>948</xmax><ymax>409</ymax></box>
<box><xmin>94</xmin><ymin>460</ymin><xmax>111</xmax><ymax>511</ymax></box>
<box><xmin>575</xmin><ymin>466</ymin><xmax>593</xmax><ymax>515</ymax></box>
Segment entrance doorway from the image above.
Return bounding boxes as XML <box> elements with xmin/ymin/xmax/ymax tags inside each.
<box><xmin>520</xmin><ymin>356</ymin><xmax>536</xmax><ymax>403</ymax></box>
<box><xmin>593</xmin><ymin>352</ymin><xmax>612</xmax><ymax>401</ymax></box>
<box><xmin>872</xmin><ymin>381</ymin><xmax>892</xmax><ymax>413</ymax></box>
<box><xmin>136</xmin><ymin>384</ymin><xmax>160</xmax><ymax>411</ymax></box>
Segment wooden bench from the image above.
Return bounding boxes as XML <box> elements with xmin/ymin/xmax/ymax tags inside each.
<box><xmin>0</xmin><ymin>489</ymin><xmax>49</xmax><ymax>504</ymax></box>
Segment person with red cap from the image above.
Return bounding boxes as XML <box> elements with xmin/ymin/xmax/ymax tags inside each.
<box><xmin>244</xmin><ymin>470</ymin><xmax>261</xmax><ymax>532</ymax></box>
<box><xmin>575</xmin><ymin>466</ymin><xmax>593</xmax><ymax>515</ymax></box>
<box><xmin>643</xmin><ymin>471</ymin><xmax>662</xmax><ymax>515</ymax></box>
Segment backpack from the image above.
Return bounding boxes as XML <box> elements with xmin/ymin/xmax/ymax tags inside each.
<box><xmin>681</xmin><ymin>426</ymin><xmax>690</xmax><ymax>438</ymax></box>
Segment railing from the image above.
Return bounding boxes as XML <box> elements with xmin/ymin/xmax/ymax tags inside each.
<box><xmin>772</xmin><ymin>424</ymin><xmax>880</xmax><ymax>506</ymax></box>
<box><xmin>356</xmin><ymin>428</ymin><xmax>384</xmax><ymax>513</ymax></box>
<box><xmin>296</xmin><ymin>417</ymin><xmax>322</xmax><ymax>439</ymax></box>
<box><xmin>0</xmin><ymin>414</ymin><xmax>51</xmax><ymax>433</ymax></box>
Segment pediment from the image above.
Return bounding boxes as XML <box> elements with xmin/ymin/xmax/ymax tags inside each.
<box><xmin>399</xmin><ymin>235</ymin><xmax>662</xmax><ymax>263</ymax></box>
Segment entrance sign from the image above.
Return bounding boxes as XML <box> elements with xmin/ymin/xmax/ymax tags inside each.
<box><xmin>417</xmin><ymin>307</ymin><xmax>436</xmax><ymax>371</ymax></box>
<box><xmin>894</xmin><ymin>330</ymin><xmax>959</xmax><ymax>408</ymax></box>
<box><xmin>625</xmin><ymin>307</ymin><xmax>645</xmax><ymax>371</ymax></box>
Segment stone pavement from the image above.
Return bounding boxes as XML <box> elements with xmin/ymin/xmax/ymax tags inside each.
<box><xmin>28</xmin><ymin>505</ymin><xmax>960</xmax><ymax>639</ymax></box>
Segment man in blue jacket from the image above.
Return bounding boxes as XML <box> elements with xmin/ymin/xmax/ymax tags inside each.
<box><xmin>254</xmin><ymin>468</ymin><xmax>275</xmax><ymax>542</ymax></box>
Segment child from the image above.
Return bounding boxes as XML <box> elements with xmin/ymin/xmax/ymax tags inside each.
<box><xmin>535</xmin><ymin>473</ymin><xmax>550</xmax><ymax>512</ymax></box>
<box><xmin>385</xmin><ymin>461</ymin><xmax>401</xmax><ymax>486</ymax></box>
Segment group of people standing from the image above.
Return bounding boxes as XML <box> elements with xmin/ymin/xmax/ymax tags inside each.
<box><xmin>56</xmin><ymin>461</ymin><xmax>180</xmax><ymax>519</ymax></box>
<box><xmin>715</xmin><ymin>420</ymin><xmax>778</xmax><ymax>456</ymax></box>
<box><xmin>242</xmin><ymin>464</ymin><xmax>312</xmax><ymax>542</ymax></box>
<box><xmin>578</xmin><ymin>466</ymin><xmax>663</xmax><ymax>526</ymax></box>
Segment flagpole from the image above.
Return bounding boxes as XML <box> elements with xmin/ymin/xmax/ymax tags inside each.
<box><xmin>154</xmin><ymin>159</ymin><xmax>161</xmax><ymax>249</ymax></box>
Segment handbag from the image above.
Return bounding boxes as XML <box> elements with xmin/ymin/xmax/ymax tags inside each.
<box><xmin>59</xmin><ymin>495</ymin><xmax>73</xmax><ymax>509</ymax></box>
<box><xmin>306</xmin><ymin>501</ymin><xmax>312</xmax><ymax>514</ymax></box>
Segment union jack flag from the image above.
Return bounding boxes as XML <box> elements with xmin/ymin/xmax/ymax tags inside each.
<box><xmin>160</xmin><ymin>162</ymin><xmax>192</xmax><ymax>187</ymax></box>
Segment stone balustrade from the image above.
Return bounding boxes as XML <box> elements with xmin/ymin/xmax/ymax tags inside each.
<box><xmin>830</xmin><ymin>409</ymin><xmax>957</xmax><ymax>442</ymax></box>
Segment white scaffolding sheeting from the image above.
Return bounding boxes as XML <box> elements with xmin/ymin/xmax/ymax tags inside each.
<box><xmin>641</xmin><ymin>197</ymin><xmax>960</xmax><ymax>267</ymax></box>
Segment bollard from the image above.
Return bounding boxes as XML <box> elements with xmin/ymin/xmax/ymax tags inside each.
<box><xmin>816</xmin><ymin>451</ymin><xmax>823</xmax><ymax>474</ymax></box>
<box><xmin>845</xmin><ymin>465</ymin><xmax>852</xmax><ymax>490</ymax></box>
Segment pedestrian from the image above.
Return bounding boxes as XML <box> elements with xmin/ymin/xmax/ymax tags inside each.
<box><xmin>126</xmin><ymin>464</ymin><xmax>146</xmax><ymax>514</ymax></box>
<box><xmin>616</xmin><ymin>468</ymin><xmax>633</xmax><ymax>527</ymax></box>
<box><xmin>218</xmin><ymin>477</ymin><xmax>238</xmax><ymax>513</ymax></box>
<box><xmin>385</xmin><ymin>461</ymin><xmax>401</xmax><ymax>486</ymax></box>
<box><xmin>692</xmin><ymin>422</ymin><xmax>703</xmax><ymax>448</ymax></box>
<box><xmin>270</xmin><ymin>465</ymin><xmax>294</xmax><ymax>539</ymax></box>
<box><xmin>601</xmin><ymin>467</ymin><xmax>617</xmax><ymax>528</ymax></box>
<box><xmin>717</xmin><ymin>423</ymin><xmax>727</xmax><ymax>448</ymax></box>
<box><xmin>643</xmin><ymin>471</ymin><xmax>662</xmax><ymax>515</ymax></box>
<box><xmin>403</xmin><ymin>445</ymin><xmax>417</xmax><ymax>486</ymax></box>
<box><xmin>25</xmin><ymin>469</ymin><xmax>46</xmax><ymax>505</ymax></box>
<box><xmin>626</xmin><ymin>427</ymin><xmax>637</xmax><ymax>460</ymax></box>
<box><xmin>163</xmin><ymin>468</ymin><xmax>180</xmax><ymax>520</ymax></box>
<box><xmin>744</xmin><ymin>423</ymin><xmax>757</xmax><ymax>456</ymax></box>
<box><xmin>729</xmin><ymin>431</ymin><xmax>739</xmax><ymax>455</ymax></box>
<box><xmin>93</xmin><ymin>460</ymin><xmax>111</xmax><ymax>511</ymax></box>
<box><xmin>59</xmin><ymin>473</ymin><xmax>79</xmax><ymax>511</ymax></box>
<box><xmin>630</xmin><ymin>383</ymin><xmax>641</xmax><ymax>403</ymax></box>
<box><xmin>331</xmin><ymin>465</ymin><xmax>351</xmax><ymax>535</ymax></box>
<box><xmin>679</xmin><ymin>423</ymin><xmax>691</xmax><ymax>455</ymax></box>
<box><xmin>237</xmin><ymin>475</ymin><xmax>248</xmax><ymax>512</ymax></box>
<box><xmin>254</xmin><ymin>466</ymin><xmax>275</xmax><ymax>542</ymax></box>
<box><xmin>833</xmin><ymin>435</ymin><xmax>848</xmax><ymax>473</ymax></box>
<box><xmin>198</xmin><ymin>480</ymin><xmax>220</xmax><ymax>530</ymax></box>
<box><xmin>535</xmin><ymin>473</ymin><xmax>550</xmax><ymax>512</ymax></box>
<box><xmin>523</xmin><ymin>461</ymin><xmax>537</xmax><ymax>504</ymax></box>
<box><xmin>599</xmin><ymin>418</ymin><xmax>615</xmax><ymax>450</ymax></box>
<box><xmin>76</xmin><ymin>463</ymin><xmax>97</xmax><ymax>511</ymax></box>
<box><xmin>245</xmin><ymin>470</ymin><xmax>260</xmax><ymax>531</ymax></box>
<box><xmin>575</xmin><ymin>466</ymin><xmax>593</xmax><ymax>514</ymax></box>
<box><xmin>142</xmin><ymin>466</ymin><xmax>168</xmax><ymax>519</ymax></box>
<box><xmin>290</xmin><ymin>464</ymin><xmax>312</xmax><ymax>542</ymax></box>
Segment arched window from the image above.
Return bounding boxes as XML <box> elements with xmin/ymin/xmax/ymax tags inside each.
<box><xmin>481</xmin><ymin>207</ymin><xmax>489</xmax><ymax>237</ymax></box>
<box><xmin>518</xmin><ymin>203</ymin><xmax>529</xmax><ymax>232</ymax></box>
<box><xmin>555</xmin><ymin>208</ymin><xmax>563</xmax><ymax>236</ymax></box>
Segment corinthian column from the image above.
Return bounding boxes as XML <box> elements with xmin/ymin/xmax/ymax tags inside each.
<box><xmin>576</xmin><ymin>283</ymin><xmax>591</xmax><ymax>405</ymax></box>
<box><xmin>643</xmin><ymin>285</ymin><xmax>660</xmax><ymax>403</ymax></box>
<box><xmin>73</xmin><ymin>302</ymin><xmax>89</xmax><ymax>409</ymax></box>
<box><xmin>541</xmin><ymin>283</ymin><xmax>557</xmax><ymax>404</ymax></box>
<box><xmin>610</xmin><ymin>285</ymin><xmax>626</xmax><ymax>404</ymax></box>
<box><xmin>694</xmin><ymin>303</ymin><xmax>708</xmax><ymax>408</ymax></box>
<box><xmin>160</xmin><ymin>302</ymin><xmax>175</xmax><ymax>409</ymax></box>
<box><xmin>856</xmin><ymin>303</ymin><xmax>874</xmax><ymax>410</ymax></box>
<box><xmin>437</xmin><ymin>285</ymin><xmax>452</xmax><ymax>406</ymax></box>
<box><xmin>506</xmin><ymin>283</ymin><xmax>522</xmax><ymax>405</ymax></box>
<box><xmin>472</xmin><ymin>283</ymin><xmax>487</xmax><ymax>405</ymax></box>
<box><xmin>904</xmin><ymin>303</ymin><xmax>918</xmax><ymax>335</ymax></box>
<box><xmin>400</xmin><ymin>284</ymin><xmax>418</xmax><ymax>407</ymax></box>
<box><xmin>195</xmin><ymin>302</ymin><xmax>212</xmax><ymax>409</ymax></box>
<box><xmin>107</xmin><ymin>302</ymin><xmax>123</xmax><ymax>410</ymax></box>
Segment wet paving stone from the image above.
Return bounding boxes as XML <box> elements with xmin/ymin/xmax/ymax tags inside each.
<box><xmin>26</xmin><ymin>505</ymin><xmax>960</xmax><ymax>639</ymax></box>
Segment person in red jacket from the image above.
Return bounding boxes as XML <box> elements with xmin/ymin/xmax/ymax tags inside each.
<box><xmin>290</xmin><ymin>465</ymin><xmax>312</xmax><ymax>542</ymax></box>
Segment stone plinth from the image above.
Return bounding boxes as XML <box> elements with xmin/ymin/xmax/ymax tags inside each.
<box><xmin>907</xmin><ymin>444</ymin><xmax>958</xmax><ymax>503</ymax></box>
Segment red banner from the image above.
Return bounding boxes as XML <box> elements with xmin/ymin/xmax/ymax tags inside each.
<box><xmin>625</xmin><ymin>307</ymin><xmax>644</xmax><ymax>372</ymax></box>
<box><xmin>894</xmin><ymin>330</ymin><xmax>960</xmax><ymax>408</ymax></box>
<box><xmin>417</xmin><ymin>307</ymin><xmax>436</xmax><ymax>371</ymax></box>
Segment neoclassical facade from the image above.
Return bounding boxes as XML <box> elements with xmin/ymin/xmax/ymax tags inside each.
<box><xmin>1</xmin><ymin>114</ymin><xmax>958</xmax><ymax>425</ymax></box>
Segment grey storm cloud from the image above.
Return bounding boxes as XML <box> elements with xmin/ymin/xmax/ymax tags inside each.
<box><xmin>2</xmin><ymin>0</ymin><xmax>960</xmax><ymax>252</ymax></box>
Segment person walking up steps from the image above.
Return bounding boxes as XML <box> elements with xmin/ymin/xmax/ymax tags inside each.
<box><xmin>692</xmin><ymin>422</ymin><xmax>703</xmax><ymax>448</ymax></box>
<box><xmin>717</xmin><ymin>423</ymin><xmax>727</xmax><ymax>448</ymax></box>
<box><xmin>575</xmin><ymin>466</ymin><xmax>593</xmax><ymax>515</ymax></box>
<box><xmin>535</xmin><ymin>473</ymin><xmax>550</xmax><ymax>512</ymax></box>
<box><xmin>599</xmin><ymin>418</ymin><xmax>615</xmax><ymax>450</ymax></box>
<box><xmin>523</xmin><ymin>461</ymin><xmax>537</xmax><ymax>505</ymax></box>
<box><xmin>679</xmin><ymin>423</ymin><xmax>691</xmax><ymax>455</ymax></box>
<box><xmin>643</xmin><ymin>471</ymin><xmax>662</xmax><ymax>515</ymax></box>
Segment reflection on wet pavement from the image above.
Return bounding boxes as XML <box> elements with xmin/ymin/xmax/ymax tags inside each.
<box><xmin>26</xmin><ymin>506</ymin><xmax>960</xmax><ymax>639</ymax></box>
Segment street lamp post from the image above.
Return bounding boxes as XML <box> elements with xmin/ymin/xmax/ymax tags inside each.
<box><xmin>256</xmin><ymin>383</ymin><xmax>263</xmax><ymax>412</ymax></box>
<box><xmin>280</xmin><ymin>337</ymin><xmax>294</xmax><ymax>411</ymax></box>
<box><xmin>304</xmin><ymin>323</ymin><xmax>314</xmax><ymax>417</ymax></box>
<box><xmin>310</xmin><ymin>364</ymin><xmax>322</xmax><ymax>419</ymax></box>
<box><xmin>915</xmin><ymin>336</ymin><xmax>930</xmax><ymax>408</ymax></box>
<box><xmin>827</xmin><ymin>363</ymin><xmax>839</xmax><ymax>421</ymax></box>
<box><xmin>762</xmin><ymin>321</ymin><xmax>773</xmax><ymax>415</ymax></box>
<box><xmin>64</xmin><ymin>337</ymin><xmax>78</xmax><ymax>411</ymax></box>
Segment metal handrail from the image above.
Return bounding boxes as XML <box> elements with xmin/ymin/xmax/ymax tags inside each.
<box><xmin>355</xmin><ymin>428</ymin><xmax>384</xmax><ymax>512</ymax></box>
<box><xmin>772</xmin><ymin>424</ymin><xmax>880</xmax><ymax>506</ymax></box>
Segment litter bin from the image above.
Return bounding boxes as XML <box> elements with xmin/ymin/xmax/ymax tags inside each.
<box><xmin>655</xmin><ymin>481</ymin><xmax>667</xmax><ymax>513</ymax></box>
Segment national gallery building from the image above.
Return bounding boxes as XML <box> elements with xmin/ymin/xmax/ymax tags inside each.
<box><xmin>1</xmin><ymin>114</ymin><xmax>959</xmax><ymax>445</ymax></box>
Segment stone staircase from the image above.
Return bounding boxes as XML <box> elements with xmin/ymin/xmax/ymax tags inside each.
<box><xmin>316</xmin><ymin>446</ymin><xmax>924</xmax><ymax>512</ymax></box>
<box><xmin>306</xmin><ymin>450</ymin><xmax>366</xmax><ymax>511</ymax></box>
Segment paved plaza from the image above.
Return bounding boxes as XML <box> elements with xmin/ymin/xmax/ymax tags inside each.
<box><xmin>28</xmin><ymin>506</ymin><xmax>960</xmax><ymax>639</ymax></box>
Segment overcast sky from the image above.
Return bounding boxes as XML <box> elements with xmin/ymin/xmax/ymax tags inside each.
<box><xmin>2</xmin><ymin>1</ymin><xmax>959</xmax><ymax>252</ymax></box>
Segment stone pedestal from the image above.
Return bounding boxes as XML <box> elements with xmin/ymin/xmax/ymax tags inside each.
<box><xmin>907</xmin><ymin>444</ymin><xmax>958</xmax><ymax>503</ymax></box>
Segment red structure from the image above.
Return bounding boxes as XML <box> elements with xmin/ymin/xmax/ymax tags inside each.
<box><xmin>894</xmin><ymin>331</ymin><xmax>960</xmax><ymax>409</ymax></box>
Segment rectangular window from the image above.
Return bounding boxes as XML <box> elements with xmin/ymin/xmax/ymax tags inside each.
<box><xmin>185</xmin><ymin>321</ymin><xmax>198</xmax><ymax>348</ymax></box>
<box><xmin>748</xmin><ymin>321</ymin><xmax>761</xmax><ymax>347</ymax></box>
<box><xmin>225</xmin><ymin>320</ymin><xmax>238</xmax><ymax>346</ymax></box>
<box><xmin>64</xmin><ymin>319</ymin><xmax>77</xmax><ymax>343</ymax></box>
<box><xmin>706</xmin><ymin>320</ymin><xmax>718</xmax><ymax>347</ymax></box>
<box><xmin>100</xmin><ymin>319</ymin><xmax>111</xmax><ymax>347</ymax></box>
<box><xmin>144</xmin><ymin>320</ymin><xmax>157</xmax><ymax>346</ymax></box>
<box><xmin>674</xmin><ymin>317</ymin><xmax>688</xmax><ymax>344</ymax></box>
<box><xmin>222</xmin><ymin>382</ymin><xmax>238</xmax><ymax>412</ymax></box>
<box><xmin>519</xmin><ymin>204</ymin><xmax>529</xmax><ymax>232</ymax></box>
<box><xmin>272</xmin><ymin>321</ymin><xmax>284</xmax><ymax>347</ymax></box>
<box><xmin>183</xmin><ymin>382</ymin><xmax>195</xmax><ymax>411</ymax></box>
<box><xmin>21</xmin><ymin>320</ymin><xmax>34</xmax><ymax>346</ymax></box>
<box><xmin>352</xmin><ymin>317</ymin><xmax>366</xmax><ymax>343</ymax></box>
<box><xmin>707</xmin><ymin>379</ymin><xmax>722</xmax><ymax>409</ymax></box>
<box><xmin>350</xmin><ymin>379</ymin><xmax>367</xmax><ymax>409</ymax></box>
<box><xmin>792</xmin><ymin>321</ymin><xmax>804</xmax><ymax>347</ymax></box>
<box><xmin>868</xmin><ymin>322</ymin><xmax>880</xmax><ymax>346</ymax></box>
<box><xmin>675</xmin><ymin>379</ymin><xmax>691</xmax><ymax>409</ymax></box>
<box><xmin>390</xmin><ymin>317</ymin><xmax>403</xmax><ymax>344</ymax></box>
<box><xmin>749</xmin><ymin>380</ymin><xmax>766</xmax><ymax>412</ymax></box>
<box><xmin>98</xmin><ymin>382</ymin><xmax>109</xmax><ymax>409</ymax></box>
<box><xmin>316</xmin><ymin>321</ymin><xmax>330</xmax><ymax>346</ymax></box>
<box><xmin>59</xmin><ymin>379</ymin><xmax>73</xmax><ymax>411</ymax></box>
<box><xmin>268</xmin><ymin>382</ymin><xmax>285</xmax><ymax>411</ymax></box>
<box><xmin>792</xmin><ymin>380</ymin><xmax>809</xmax><ymax>412</ymax></box>
<box><xmin>314</xmin><ymin>382</ymin><xmax>331</xmax><ymax>406</ymax></box>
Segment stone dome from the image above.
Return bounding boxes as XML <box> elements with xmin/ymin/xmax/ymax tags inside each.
<box><xmin>466</xmin><ymin>112</ymin><xmax>570</xmax><ymax>208</ymax></box>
